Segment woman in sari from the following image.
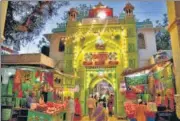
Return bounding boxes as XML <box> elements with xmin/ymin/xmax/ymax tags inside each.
<box><xmin>74</xmin><ymin>98</ymin><xmax>82</xmax><ymax>121</ymax></box>
<box><xmin>93</xmin><ymin>101</ymin><xmax>108</xmax><ymax>121</ymax></box>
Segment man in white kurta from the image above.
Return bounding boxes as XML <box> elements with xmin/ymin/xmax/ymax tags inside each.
<box><xmin>67</xmin><ymin>96</ymin><xmax>75</xmax><ymax>121</ymax></box>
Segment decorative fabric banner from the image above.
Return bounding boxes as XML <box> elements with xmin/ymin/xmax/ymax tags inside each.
<box><xmin>35</xmin><ymin>71</ymin><xmax>43</xmax><ymax>82</ymax></box>
<box><xmin>125</xmin><ymin>74</ymin><xmax>148</xmax><ymax>86</ymax></box>
<box><xmin>14</xmin><ymin>70</ymin><xmax>22</xmax><ymax>84</ymax></box>
<box><xmin>44</xmin><ymin>72</ymin><xmax>53</xmax><ymax>87</ymax></box>
<box><xmin>53</xmin><ymin>73</ymin><xmax>63</xmax><ymax>88</ymax></box>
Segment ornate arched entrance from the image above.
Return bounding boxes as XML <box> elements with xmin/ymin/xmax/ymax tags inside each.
<box><xmin>82</xmin><ymin>67</ymin><xmax>119</xmax><ymax>115</ymax></box>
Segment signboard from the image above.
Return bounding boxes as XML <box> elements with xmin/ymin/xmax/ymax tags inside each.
<box><xmin>125</xmin><ymin>74</ymin><xmax>148</xmax><ymax>93</ymax></box>
<box><xmin>125</xmin><ymin>74</ymin><xmax>148</xmax><ymax>86</ymax></box>
<box><xmin>83</xmin><ymin>52</ymin><xmax>119</xmax><ymax>66</ymax></box>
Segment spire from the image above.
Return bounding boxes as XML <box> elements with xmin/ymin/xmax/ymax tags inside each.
<box><xmin>123</xmin><ymin>2</ymin><xmax>134</xmax><ymax>16</ymax></box>
<box><xmin>68</xmin><ymin>8</ymin><xmax>78</xmax><ymax>21</ymax></box>
<box><xmin>95</xmin><ymin>2</ymin><xmax>107</xmax><ymax>8</ymax></box>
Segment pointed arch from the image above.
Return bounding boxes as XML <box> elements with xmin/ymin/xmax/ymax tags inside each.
<box><xmin>88</xmin><ymin>77</ymin><xmax>114</xmax><ymax>89</ymax></box>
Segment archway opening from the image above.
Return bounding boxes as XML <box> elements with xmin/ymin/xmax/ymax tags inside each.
<box><xmin>88</xmin><ymin>79</ymin><xmax>115</xmax><ymax>116</ymax></box>
<box><xmin>90</xmin><ymin>80</ymin><xmax>114</xmax><ymax>97</ymax></box>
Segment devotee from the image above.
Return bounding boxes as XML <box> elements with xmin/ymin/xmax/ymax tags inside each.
<box><xmin>155</xmin><ymin>93</ymin><xmax>162</xmax><ymax>106</ymax></box>
<box><xmin>136</xmin><ymin>99</ymin><xmax>147</xmax><ymax>121</ymax></box>
<box><xmin>107</xmin><ymin>94</ymin><xmax>114</xmax><ymax>116</ymax></box>
<box><xmin>74</xmin><ymin>98</ymin><xmax>82</xmax><ymax>121</ymax></box>
<box><xmin>94</xmin><ymin>95</ymin><xmax>98</xmax><ymax>107</ymax></box>
<box><xmin>26</xmin><ymin>92</ymin><xmax>36</xmax><ymax>108</ymax></box>
<box><xmin>87</xmin><ymin>95</ymin><xmax>96</xmax><ymax>120</ymax></box>
<box><xmin>99</xmin><ymin>95</ymin><xmax>106</xmax><ymax>108</ymax></box>
<box><xmin>39</xmin><ymin>94</ymin><xmax>45</xmax><ymax>104</ymax></box>
<box><xmin>93</xmin><ymin>101</ymin><xmax>108</xmax><ymax>121</ymax></box>
<box><xmin>67</xmin><ymin>96</ymin><xmax>75</xmax><ymax>121</ymax></box>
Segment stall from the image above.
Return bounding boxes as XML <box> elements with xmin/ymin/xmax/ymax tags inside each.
<box><xmin>121</xmin><ymin>60</ymin><xmax>175</xmax><ymax>121</ymax></box>
<box><xmin>1</xmin><ymin>54</ymin><xmax>77</xmax><ymax>121</ymax></box>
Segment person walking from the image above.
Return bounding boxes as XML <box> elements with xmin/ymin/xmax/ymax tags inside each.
<box><xmin>87</xmin><ymin>95</ymin><xmax>96</xmax><ymax>121</ymax></box>
<box><xmin>107</xmin><ymin>94</ymin><xmax>114</xmax><ymax>116</ymax></box>
<box><xmin>136</xmin><ymin>99</ymin><xmax>147</xmax><ymax>121</ymax></box>
<box><xmin>94</xmin><ymin>95</ymin><xmax>98</xmax><ymax>107</ymax></box>
<box><xmin>74</xmin><ymin>98</ymin><xmax>82</xmax><ymax>121</ymax></box>
<box><xmin>93</xmin><ymin>101</ymin><xmax>108</xmax><ymax>121</ymax></box>
<box><xmin>67</xmin><ymin>96</ymin><xmax>75</xmax><ymax>121</ymax></box>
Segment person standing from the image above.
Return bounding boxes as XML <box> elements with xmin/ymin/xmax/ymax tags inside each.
<box><xmin>93</xmin><ymin>101</ymin><xmax>108</xmax><ymax>121</ymax></box>
<box><xmin>67</xmin><ymin>96</ymin><xmax>75</xmax><ymax>121</ymax></box>
<box><xmin>74</xmin><ymin>98</ymin><xmax>82</xmax><ymax>121</ymax></box>
<box><xmin>107</xmin><ymin>94</ymin><xmax>114</xmax><ymax>116</ymax></box>
<box><xmin>26</xmin><ymin>92</ymin><xmax>36</xmax><ymax>108</ymax></box>
<box><xmin>87</xmin><ymin>95</ymin><xmax>96</xmax><ymax>120</ymax></box>
<box><xmin>136</xmin><ymin>99</ymin><xmax>147</xmax><ymax>121</ymax></box>
<box><xmin>94</xmin><ymin>95</ymin><xmax>98</xmax><ymax>107</ymax></box>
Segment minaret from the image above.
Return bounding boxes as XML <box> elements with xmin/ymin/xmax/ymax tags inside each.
<box><xmin>68</xmin><ymin>8</ymin><xmax>78</xmax><ymax>21</ymax></box>
<box><xmin>123</xmin><ymin>2</ymin><xmax>134</xmax><ymax>16</ymax></box>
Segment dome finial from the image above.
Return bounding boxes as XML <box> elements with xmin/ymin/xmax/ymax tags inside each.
<box><xmin>123</xmin><ymin>2</ymin><xmax>134</xmax><ymax>16</ymax></box>
<box><xmin>95</xmin><ymin>2</ymin><xmax>106</xmax><ymax>8</ymax></box>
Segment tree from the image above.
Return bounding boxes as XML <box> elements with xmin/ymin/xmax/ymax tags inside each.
<box><xmin>4</xmin><ymin>1</ymin><xmax>69</xmax><ymax>47</ymax></box>
<box><xmin>155</xmin><ymin>13</ymin><xmax>171</xmax><ymax>50</ymax></box>
<box><xmin>37</xmin><ymin>37</ymin><xmax>49</xmax><ymax>49</ymax></box>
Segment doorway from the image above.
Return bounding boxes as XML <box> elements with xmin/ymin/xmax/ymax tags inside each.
<box><xmin>87</xmin><ymin>78</ymin><xmax>116</xmax><ymax>116</ymax></box>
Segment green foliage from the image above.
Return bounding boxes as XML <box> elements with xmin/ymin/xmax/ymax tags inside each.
<box><xmin>4</xmin><ymin>1</ymin><xmax>69</xmax><ymax>47</ymax></box>
<box><xmin>155</xmin><ymin>14</ymin><xmax>171</xmax><ymax>50</ymax></box>
<box><xmin>37</xmin><ymin>37</ymin><xmax>49</xmax><ymax>49</ymax></box>
<box><xmin>156</xmin><ymin>30</ymin><xmax>171</xmax><ymax>50</ymax></box>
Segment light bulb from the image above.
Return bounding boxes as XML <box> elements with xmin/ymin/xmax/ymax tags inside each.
<box><xmin>97</xmin><ymin>11</ymin><xmax>107</xmax><ymax>19</ymax></box>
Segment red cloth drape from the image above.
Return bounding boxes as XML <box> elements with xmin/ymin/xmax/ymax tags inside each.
<box><xmin>44</xmin><ymin>72</ymin><xmax>53</xmax><ymax>87</ymax></box>
<box><xmin>75</xmin><ymin>98</ymin><xmax>81</xmax><ymax>115</ymax></box>
<box><xmin>13</xmin><ymin>70</ymin><xmax>22</xmax><ymax>92</ymax></box>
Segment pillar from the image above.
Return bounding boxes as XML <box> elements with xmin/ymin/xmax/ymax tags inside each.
<box><xmin>0</xmin><ymin>1</ymin><xmax>8</xmax><ymax>42</ymax></box>
<box><xmin>167</xmin><ymin>1</ymin><xmax>180</xmax><ymax>119</ymax></box>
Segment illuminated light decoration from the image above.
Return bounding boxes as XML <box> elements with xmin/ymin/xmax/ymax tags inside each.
<box><xmin>92</xmin><ymin>19</ymin><xmax>96</xmax><ymax>24</ymax></box>
<box><xmin>97</xmin><ymin>11</ymin><xmax>107</xmax><ymax>19</ymax></box>
<box><xmin>95</xmin><ymin>36</ymin><xmax>106</xmax><ymax>50</ymax></box>
<box><xmin>63</xmin><ymin>2</ymin><xmax>139</xmax><ymax>115</ymax></box>
<box><xmin>78</xmin><ymin>22</ymin><xmax>82</xmax><ymax>26</ymax></box>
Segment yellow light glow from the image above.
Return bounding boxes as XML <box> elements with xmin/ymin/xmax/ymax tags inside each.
<box><xmin>92</xmin><ymin>19</ymin><xmax>96</xmax><ymax>23</ymax></box>
<box><xmin>78</xmin><ymin>23</ymin><xmax>82</xmax><ymax>26</ymax></box>
<box><xmin>97</xmin><ymin>11</ymin><xmax>107</xmax><ymax>19</ymax></box>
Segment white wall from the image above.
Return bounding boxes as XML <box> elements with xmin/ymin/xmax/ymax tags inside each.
<box><xmin>137</xmin><ymin>28</ymin><xmax>157</xmax><ymax>67</ymax></box>
<box><xmin>46</xmin><ymin>33</ymin><xmax>65</xmax><ymax>70</ymax></box>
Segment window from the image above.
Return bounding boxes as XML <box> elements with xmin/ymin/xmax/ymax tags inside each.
<box><xmin>138</xmin><ymin>33</ymin><xmax>146</xmax><ymax>49</ymax></box>
<box><xmin>59</xmin><ymin>39</ymin><xmax>65</xmax><ymax>52</ymax></box>
<box><xmin>41</xmin><ymin>46</ymin><xmax>49</xmax><ymax>56</ymax></box>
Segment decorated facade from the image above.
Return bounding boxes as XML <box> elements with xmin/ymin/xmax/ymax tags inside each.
<box><xmin>45</xmin><ymin>2</ymin><xmax>157</xmax><ymax>116</ymax></box>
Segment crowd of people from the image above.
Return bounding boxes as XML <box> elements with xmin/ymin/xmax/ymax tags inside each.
<box><xmin>87</xmin><ymin>94</ymin><xmax>114</xmax><ymax>121</ymax></box>
<box><xmin>26</xmin><ymin>91</ymin><xmax>114</xmax><ymax>121</ymax></box>
<box><xmin>65</xmin><ymin>93</ymin><xmax>114</xmax><ymax>121</ymax></box>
